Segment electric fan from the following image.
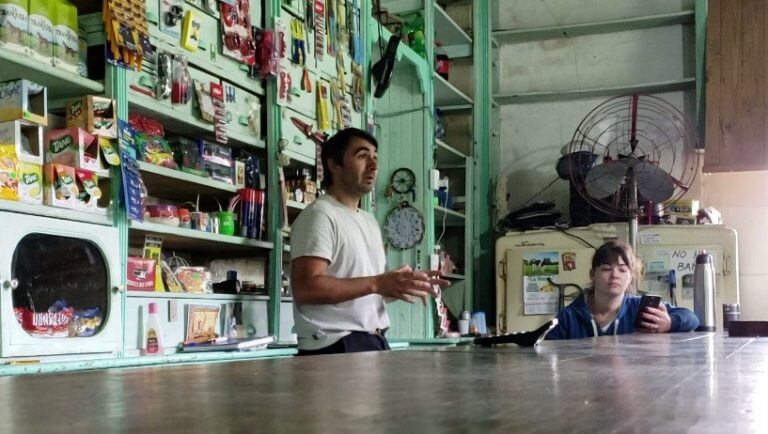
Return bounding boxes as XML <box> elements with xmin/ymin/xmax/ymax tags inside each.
<box><xmin>568</xmin><ymin>94</ymin><xmax>699</xmax><ymax>249</ymax></box>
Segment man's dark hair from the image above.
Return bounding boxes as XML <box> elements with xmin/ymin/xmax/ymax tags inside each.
<box><xmin>320</xmin><ymin>128</ymin><xmax>378</xmax><ymax>189</ymax></box>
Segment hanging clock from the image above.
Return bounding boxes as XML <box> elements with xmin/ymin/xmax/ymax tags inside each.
<box><xmin>389</xmin><ymin>167</ymin><xmax>416</xmax><ymax>194</ymax></box>
<box><xmin>383</xmin><ymin>201</ymin><xmax>425</xmax><ymax>250</ymax></box>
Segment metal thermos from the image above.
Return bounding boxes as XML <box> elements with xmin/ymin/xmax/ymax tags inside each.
<box><xmin>693</xmin><ymin>252</ymin><xmax>717</xmax><ymax>332</ymax></box>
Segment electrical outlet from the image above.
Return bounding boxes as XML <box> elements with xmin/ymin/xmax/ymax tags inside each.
<box><xmin>168</xmin><ymin>300</ymin><xmax>178</xmax><ymax>322</ymax></box>
<box><xmin>430</xmin><ymin>169</ymin><xmax>440</xmax><ymax>190</ymax></box>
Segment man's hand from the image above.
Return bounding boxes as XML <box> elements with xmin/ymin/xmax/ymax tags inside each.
<box><xmin>374</xmin><ymin>265</ymin><xmax>451</xmax><ymax>305</ymax></box>
<box><xmin>637</xmin><ymin>303</ymin><xmax>672</xmax><ymax>333</ymax></box>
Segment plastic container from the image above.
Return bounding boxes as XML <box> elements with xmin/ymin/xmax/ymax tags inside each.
<box><xmin>142</xmin><ymin>302</ymin><xmax>164</xmax><ymax>356</ymax></box>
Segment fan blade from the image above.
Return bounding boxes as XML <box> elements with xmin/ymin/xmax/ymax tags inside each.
<box><xmin>584</xmin><ymin>162</ymin><xmax>628</xmax><ymax>199</ymax></box>
<box><xmin>634</xmin><ymin>161</ymin><xmax>675</xmax><ymax>202</ymax></box>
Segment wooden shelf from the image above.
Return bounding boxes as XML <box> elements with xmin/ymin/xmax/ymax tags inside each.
<box><xmin>138</xmin><ymin>162</ymin><xmax>238</xmax><ymax>201</ymax></box>
<box><xmin>129</xmin><ymin>220</ymin><xmax>273</xmax><ymax>253</ymax></box>
<box><xmin>127</xmin><ymin>292</ymin><xmax>269</xmax><ymax>301</ymax></box>
<box><xmin>434</xmin><ymin>205</ymin><xmax>465</xmax><ymax>226</ymax></box>
<box><xmin>434</xmin><ymin>72</ymin><xmax>473</xmax><ymax>107</ymax></box>
<box><xmin>128</xmin><ymin>92</ymin><xmax>265</xmax><ymax>150</ymax></box>
<box><xmin>0</xmin><ymin>47</ymin><xmax>104</xmax><ymax>99</ymax></box>
<box><xmin>494</xmin><ymin>78</ymin><xmax>696</xmax><ymax>105</ymax></box>
<box><xmin>436</xmin><ymin>139</ymin><xmax>468</xmax><ymax>166</ymax></box>
<box><xmin>493</xmin><ymin>11</ymin><xmax>695</xmax><ymax>44</ymax></box>
<box><xmin>0</xmin><ymin>200</ymin><xmax>112</xmax><ymax>226</ymax></box>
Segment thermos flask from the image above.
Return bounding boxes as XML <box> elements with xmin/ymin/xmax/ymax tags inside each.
<box><xmin>693</xmin><ymin>252</ymin><xmax>717</xmax><ymax>332</ymax></box>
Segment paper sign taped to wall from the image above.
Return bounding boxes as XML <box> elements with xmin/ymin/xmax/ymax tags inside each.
<box><xmin>522</xmin><ymin>251</ymin><xmax>559</xmax><ymax>315</ymax></box>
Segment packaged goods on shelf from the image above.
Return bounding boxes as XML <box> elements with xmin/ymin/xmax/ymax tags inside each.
<box><xmin>66</xmin><ymin>95</ymin><xmax>117</xmax><ymax>138</ymax></box>
<box><xmin>52</xmin><ymin>0</ymin><xmax>78</xmax><ymax>73</ymax></box>
<box><xmin>0</xmin><ymin>0</ymin><xmax>29</xmax><ymax>54</ymax></box>
<box><xmin>0</xmin><ymin>119</ymin><xmax>43</xmax><ymax>164</ymax></box>
<box><xmin>28</xmin><ymin>0</ymin><xmax>54</xmax><ymax>64</ymax></box>
<box><xmin>0</xmin><ymin>79</ymin><xmax>48</xmax><ymax>126</ymax></box>
<box><xmin>45</xmin><ymin>126</ymin><xmax>106</xmax><ymax>173</ymax></box>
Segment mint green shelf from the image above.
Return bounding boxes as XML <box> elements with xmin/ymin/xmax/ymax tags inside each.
<box><xmin>127</xmin><ymin>292</ymin><xmax>269</xmax><ymax>301</ymax></box>
<box><xmin>0</xmin><ymin>200</ymin><xmax>112</xmax><ymax>226</ymax></box>
<box><xmin>138</xmin><ymin>162</ymin><xmax>238</xmax><ymax>200</ymax></box>
<box><xmin>434</xmin><ymin>72</ymin><xmax>473</xmax><ymax>107</ymax></box>
<box><xmin>128</xmin><ymin>91</ymin><xmax>265</xmax><ymax>150</ymax></box>
<box><xmin>0</xmin><ymin>47</ymin><xmax>104</xmax><ymax>98</ymax></box>
<box><xmin>0</xmin><ymin>348</ymin><xmax>296</xmax><ymax>376</ymax></box>
<box><xmin>129</xmin><ymin>220</ymin><xmax>273</xmax><ymax>253</ymax></box>
<box><xmin>494</xmin><ymin>78</ymin><xmax>696</xmax><ymax>104</ymax></box>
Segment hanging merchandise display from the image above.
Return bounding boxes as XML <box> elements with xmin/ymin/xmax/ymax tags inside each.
<box><xmin>326</xmin><ymin>0</ymin><xmax>336</xmax><ymax>56</ymax></box>
<box><xmin>336</xmin><ymin>0</ymin><xmax>349</xmax><ymax>53</ymax></box>
<box><xmin>349</xmin><ymin>0</ymin><xmax>362</xmax><ymax>64</ymax></box>
<box><xmin>210</xmin><ymin>83</ymin><xmax>228</xmax><ymax>144</ymax></box>
<box><xmin>170</xmin><ymin>55</ymin><xmax>193</xmax><ymax>105</ymax></box>
<box><xmin>103</xmin><ymin>0</ymin><xmax>152</xmax><ymax>70</ymax></box>
<box><xmin>180</xmin><ymin>10</ymin><xmax>201</xmax><ymax>52</ymax></box>
<box><xmin>313</xmin><ymin>0</ymin><xmax>325</xmax><ymax>62</ymax></box>
<box><xmin>277</xmin><ymin>66</ymin><xmax>291</xmax><ymax>105</ymax></box>
<box><xmin>160</xmin><ymin>0</ymin><xmax>184</xmax><ymax>39</ymax></box>
<box><xmin>253</xmin><ymin>27</ymin><xmax>280</xmax><ymax>78</ymax></box>
<box><xmin>330</xmin><ymin>79</ymin><xmax>351</xmax><ymax>129</ymax></box>
<box><xmin>290</xmin><ymin>18</ymin><xmax>306</xmax><ymax>65</ymax></box>
<box><xmin>316</xmin><ymin>80</ymin><xmax>330</xmax><ymax>131</ymax></box>
<box><xmin>351</xmin><ymin>63</ymin><xmax>364</xmax><ymax>112</ymax></box>
<box><xmin>220</xmin><ymin>0</ymin><xmax>255</xmax><ymax>65</ymax></box>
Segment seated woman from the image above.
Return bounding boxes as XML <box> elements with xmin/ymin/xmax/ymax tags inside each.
<box><xmin>546</xmin><ymin>240</ymin><xmax>699</xmax><ymax>339</ymax></box>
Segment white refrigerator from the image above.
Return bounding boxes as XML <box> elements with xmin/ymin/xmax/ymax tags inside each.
<box><xmin>495</xmin><ymin>223</ymin><xmax>739</xmax><ymax>333</ymax></box>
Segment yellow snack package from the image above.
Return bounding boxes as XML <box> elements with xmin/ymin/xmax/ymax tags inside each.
<box><xmin>0</xmin><ymin>144</ymin><xmax>20</xmax><ymax>201</ymax></box>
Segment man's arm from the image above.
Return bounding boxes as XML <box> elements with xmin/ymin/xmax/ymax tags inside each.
<box><xmin>291</xmin><ymin>256</ymin><xmax>450</xmax><ymax>305</ymax></box>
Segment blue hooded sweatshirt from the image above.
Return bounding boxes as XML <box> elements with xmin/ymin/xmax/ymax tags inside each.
<box><xmin>545</xmin><ymin>292</ymin><xmax>700</xmax><ymax>340</ymax></box>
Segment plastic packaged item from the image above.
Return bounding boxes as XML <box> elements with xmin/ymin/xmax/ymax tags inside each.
<box><xmin>52</xmin><ymin>0</ymin><xmax>79</xmax><ymax>73</ymax></box>
<box><xmin>142</xmin><ymin>302</ymin><xmax>164</xmax><ymax>356</ymax></box>
<box><xmin>144</xmin><ymin>204</ymin><xmax>180</xmax><ymax>226</ymax></box>
<box><xmin>28</xmin><ymin>0</ymin><xmax>53</xmax><ymax>64</ymax></box>
<box><xmin>0</xmin><ymin>0</ymin><xmax>29</xmax><ymax>54</ymax></box>
<box><xmin>175</xmin><ymin>266</ymin><xmax>212</xmax><ymax>293</ymax></box>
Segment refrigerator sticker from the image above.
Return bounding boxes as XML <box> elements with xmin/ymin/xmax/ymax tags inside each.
<box><xmin>642</xmin><ymin>248</ymin><xmax>723</xmax><ymax>300</ymax></box>
<box><xmin>641</xmin><ymin>232</ymin><xmax>662</xmax><ymax>244</ymax></box>
<box><xmin>522</xmin><ymin>252</ymin><xmax>559</xmax><ymax>315</ymax></box>
<box><xmin>561</xmin><ymin>252</ymin><xmax>576</xmax><ymax>271</ymax></box>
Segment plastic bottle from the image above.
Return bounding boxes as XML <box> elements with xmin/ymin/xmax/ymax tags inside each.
<box><xmin>142</xmin><ymin>302</ymin><xmax>164</xmax><ymax>356</ymax></box>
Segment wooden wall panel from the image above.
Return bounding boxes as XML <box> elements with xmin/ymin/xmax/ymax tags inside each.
<box><xmin>705</xmin><ymin>0</ymin><xmax>768</xmax><ymax>172</ymax></box>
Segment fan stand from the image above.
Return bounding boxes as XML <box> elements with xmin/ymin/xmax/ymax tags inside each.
<box><xmin>628</xmin><ymin>169</ymin><xmax>638</xmax><ymax>252</ymax></box>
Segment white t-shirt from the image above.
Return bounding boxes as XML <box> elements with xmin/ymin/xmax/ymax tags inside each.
<box><xmin>290</xmin><ymin>194</ymin><xmax>390</xmax><ymax>350</ymax></box>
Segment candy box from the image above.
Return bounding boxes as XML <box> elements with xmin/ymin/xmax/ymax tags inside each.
<box><xmin>0</xmin><ymin>80</ymin><xmax>48</xmax><ymax>126</ymax></box>
<box><xmin>66</xmin><ymin>95</ymin><xmax>117</xmax><ymax>138</ymax></box>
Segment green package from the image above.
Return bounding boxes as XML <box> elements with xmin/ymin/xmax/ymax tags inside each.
<box><xmin>0</xmin><ymin>0</ymin><xmax>28</xmax><ymax>51</ymax></box>
<box><xmin>28</xmin><ymin>0</ymin><xmax>53</xmax><ymax>63</ymax></box>
<box><xmin>53</xmin><ymin>0</ymin><xmax>78</xmax><ymax>72</ymax></box>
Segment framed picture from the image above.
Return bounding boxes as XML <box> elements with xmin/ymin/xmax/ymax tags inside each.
<box><xmin>185</xmin><ymin>304</ymin><xmax>221</xmax><ymax>344</ymax></box>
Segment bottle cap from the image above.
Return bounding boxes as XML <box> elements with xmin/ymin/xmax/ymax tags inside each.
<box><xmin>148</xmin><ymin>302</ymin><xmax>158</xmax><ymax>314</ymax></box>
<box><xmin>696</xmin><ymin>252</ymin><xmax>713</xmax><ymax>264</ymax></box>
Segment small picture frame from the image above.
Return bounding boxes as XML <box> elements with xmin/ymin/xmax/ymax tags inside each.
<box><xmin>185</xmin><ymin>304</ymin><xmax>220</xmax><ymax>344</ymax></box>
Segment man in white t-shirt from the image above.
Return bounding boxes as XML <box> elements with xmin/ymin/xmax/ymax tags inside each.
<box><xmin>290</xmin><ymin>128</ymin><xmax>450</xmax><ymax>355</ymax></box>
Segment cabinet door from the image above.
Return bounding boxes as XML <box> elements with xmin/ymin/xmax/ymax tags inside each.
<box><xmin>0</xmin><ymin>212</ymin><xmax>123</xmax><ymax>357</ymax></box>
<box><xmin>705</xmin><ymin>0</ymin><xmax>768</xmax><ymax>172</ymax></box>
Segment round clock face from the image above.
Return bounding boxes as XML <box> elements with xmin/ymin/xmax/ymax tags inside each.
<box><xmin>390</xmin><ymin>168</ymin><xmax>416</xmax><ymax>194</ymax></box>
<box><xmin>384</xmin><ymin>203</ymin><xmax>425</xmax><ymax>250</ymax></box>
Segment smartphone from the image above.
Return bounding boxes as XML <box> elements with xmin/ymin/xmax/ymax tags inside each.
<box><xmin>634</xmin><ymin>295</ymin><xmax>662</xmax><ymax>328</ymax></box>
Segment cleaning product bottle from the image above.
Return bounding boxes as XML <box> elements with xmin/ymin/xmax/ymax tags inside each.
<box><xmin>142</xmin><ymin>302</ymin><xmax>164</xmax><ymax>356</ymax></box>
